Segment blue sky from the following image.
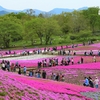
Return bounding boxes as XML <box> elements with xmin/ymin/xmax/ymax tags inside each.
<box><xmin>0</xmin><ymin>0</ymin><xmax>100</xmax><ymax>11</ymax></box>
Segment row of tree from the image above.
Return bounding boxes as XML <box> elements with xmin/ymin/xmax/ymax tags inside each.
<box><xmin>0</xmin><ymin>7</ymin><xmax>100</xmax><ymax>48</ymax></box>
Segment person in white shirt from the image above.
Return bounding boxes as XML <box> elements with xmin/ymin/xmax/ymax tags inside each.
<box><xmin>94</xmin><ymin>77</ymin><xmax>99</xmax><ymax>88</ymax></box>
<box><xmin>2</xmin><ymin>63</ymin><xmax>5</xmax><ymax>70</ymax></box>
<box><xmin>93</xmin><ymin>56</ymin><xmax>96</xmax><ymax>62</ymax></box>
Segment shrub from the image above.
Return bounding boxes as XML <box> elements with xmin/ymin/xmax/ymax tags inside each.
<box><xmin>70</xmin><ymin>35</ymin><xmax>77</xmax><ymax>40</ymax></box>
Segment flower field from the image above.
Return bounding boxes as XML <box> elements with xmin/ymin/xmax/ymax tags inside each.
<box><xmin>1</xmin><ymin>55</ymin><xmax>100</xmax><ymax>68</ymax></box>
<box><xmin>1</xmin><ymin>43</ymin><xmax>100</xmax><ymax>100</ymax></box>
<box><xmin>91</xmin><ymin>43</ymin><xmax>100</xmax><ymax>48</ymax></box>
<box><xmin>1</xmin><ymin>43</ymin><xmax>100</xmax><ymax>68</ymax></box>
<box><xmin>0</xmin><ymin>70</ymin><xmax>98</xmax><ymax>100</ymax></box>
<box><xmin>43</xmin><ymin>63</ymin><xmax>100</xmax><ymax>85</ymax></box>
<box><xmin>65</xmin><ymin>45</ymin><xmax>100</xmax><ymax>50</ymax></box>
<box><xmin>0</xmin><ymin>44</ymin><xmax>81</xmax><ymax>56</ymax></box>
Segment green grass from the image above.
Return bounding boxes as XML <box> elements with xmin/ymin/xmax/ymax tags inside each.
<box><xmin>2</xmin><ymin>33</ymin><xmax>100</xmax><ymax>50</ymax></box>
<box><xmin>0</xmin><ymin>92</ymin><xmax>7</xmax><ymax>96</ymax></box>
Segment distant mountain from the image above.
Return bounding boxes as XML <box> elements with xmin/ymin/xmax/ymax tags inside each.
<box><xmin>77</xmin><ymin>7</ymin><xmax>88</xmax><ymax>11</ymax></box>
<box><xmin>49</xmin><ymin>7</ymin><xmax>88</xmax><ymax>14</ymax></box>
<box><xmin>48</xmin><ymin>8</ymin><xmax>74</xmax><ymax>14</ymax></box>
<box><xmin>0</xmin><ymin>5</ymin><xmax>88</xmax><ymax>15</ymax></box>
<box><xmin>0</xmin><ymin>10</ymin><xmax>9</xmax><ymax>15</ymax></box>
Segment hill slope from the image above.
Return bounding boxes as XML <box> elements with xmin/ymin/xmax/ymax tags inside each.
<box><xmin>0</xmin><ymin>69</ymin><xmax>97</xmax><ymax>100</ymax></box>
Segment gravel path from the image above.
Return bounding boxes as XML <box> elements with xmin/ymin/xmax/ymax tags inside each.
<box><xmin>81</xmin><ymin>91</ymin><xmax>100</xmax><ymax>100</ymax></box>
<box><xmin>0</xmin><ymin>54</ymin><xmax>56</xmax><ymax>61</ymax></box>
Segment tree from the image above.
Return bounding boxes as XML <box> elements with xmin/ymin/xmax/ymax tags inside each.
<box><xmin>25</xmin><ymin>18</ymin><xmax>45</xmax><ymax>45</ymax></box>
<box><xmin>67</xmin><ymin>10</ymin><xmax>88</xmax><ymax>33</ymax></box>
<box><xmin>52</xmin><ymin>13</ymin><xmax>70</xmax><ymax>34</ymax></box>
<box><xmin>43</xmin><ymin>18</ymin><xmax>61</xmax><ymax>45</ymax></box>
<box><xmin>0</xmin><ymin>16</ymin><xmax>22</xmax><ymax>48</ymax></box>
<box><xmin>38</xmin><ymin>13</ymin><xmax>44</xmax><ymax>18</ymax></box>
<box><xmin>26</xmin><ymin>9</ymin><xmax>35</xmax><ymax>16</ymax></box>
<box><xmin>77</xmin><ymin>31</ymin><xmax>91</xmax><ymax>41</ymax></box>
<box><xmin>82</xmin><ymin>7</ymin><xmax>99</xmax><ymax>34</ymax></box>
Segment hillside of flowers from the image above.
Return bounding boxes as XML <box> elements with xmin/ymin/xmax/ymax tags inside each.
<box><xmin>0</xmin><ymin>43</ymin><xmax>100</xmax><ymax>100</ymax></box>
<box><xmin>1</xmin><ymin>43</ymin><xmax>100</xmax><ymax>68</ymax></box>
<box><xmin>0</xmin><ymin>44</ymin><xmax>82</xmax><ymax>57</ymax></box>
<box><xmin>43</xmin><ymin>63</ymin><xmax>100</xmax><ymax>85</ymax></box>
<box><xmin>0</xmin><ymin>70</ymin><xmax>98</xmax><ymax>100</ymax></box>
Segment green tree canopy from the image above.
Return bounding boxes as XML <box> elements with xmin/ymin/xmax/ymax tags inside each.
<box><xmin>0</xmin><ymin>16</ymin><xmax>22</xmax><ymax>48</ymax></box>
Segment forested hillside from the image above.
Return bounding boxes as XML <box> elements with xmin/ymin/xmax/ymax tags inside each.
<box><xmin>0</xmin><ymin>7</ymin><xmax>100</xmax><ymax>48</ymax></box>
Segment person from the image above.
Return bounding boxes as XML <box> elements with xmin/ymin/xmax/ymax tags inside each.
<box><xmin>83</xmin><ymin>42</ymin><xmax>85</xmax><ymax>46</ymax></box>
<box><xmin>29</xmin><ymin>70</ymin><xmax>33</xmax><ymax>77</ymax></box>
<box><xmin>32</xmin><ymin>70</ymin><xmax>34</xmax><ymax>76</ymax></box>
<box><xmin>42</xmin><ymin>70</ymin><xmax>46</xmax><ymax>79</ymax></box>
<box><xmin>81</xmin><ymin>57</ymin><xmax>83</xmax><ymax>64</ymax></box>
<box><xmin>14</xmin><ymin>51</ymin><xmax>16</xmax><ymax>55</ymax></box>
<box><xmin>23</xmin><ymin>66</ymin><xmax>27</xmax><ymax>75</ymax></box>
<box><xmin>68</xmin><ymin>50</ymin><xmax>70</xmax><ymax>55</ymax></box>
<box><xmin>83</xmin><ymin>77</ymin><xmax>89</xmax><ymax>86</ymax></box>
<box><xmin>88</xmin><ymin>76</ymin><xmax>94</xmax><ymax>88</ymax></box>
<box><xmin>59</xmin><ymin>73</ymin><xmax>62</xmax><ymax>81</ymax></box>
<box><xmin>1</xmin><ymin>62</ymin><xmax>5</xmax><ymax>70</ymax></box>
<box><xmin>6</xmin><ymin>61</ymin><xmax>10</xmax><ymax>72</ymax></box>
<box><xmin>98</xmin><ymin>50</ymin><xmax>100</xmax><ymax>56</ymax></box>
<box><xmin>55</xmin><ymin>73</ymin><xmax>59</xmax><ymax>81</ymax></box>
<box><xmin>11</xmin><ymin>63</ymin><xmax>14</xmax><ymax>72</ymax></box>
<box><xmin>37</xmin><ymin>62</ymin><xmax>39</xmax><ymax>68</ymax></box>
<box><xmin>90</xmin><ymin>50</ymin><xmax>93</xmax><ymax>56</ymax></box>
<box><xmin>15</xmin><ymin>61</ymin><xmax>19</xmax><ymax>67</ymax></box>
<box><xmin>71</xmin><ymin>58</ymin><xmax>74</xmax><ymax>65</ymax></box>
<box><xmin>51</xmin><ymin>73</ymin><xmax>55</xmax><ymax>80</ymax></box>
<box><xmin>18</xmin><ymin>67</ymin><xmax>21</xmax><ymax>75</ymax></box>
<box><xmin>9</xmin><ymin>50</ymin><xmax>11</xmax><ymax>54</ymax></box>
<box><xmin>94</xmin><ymin>77</ymin><xmax>99</xmax><ymax>88</ymax></box>
<box><xmin>61</xmin><ymin>75</ymin><xmax>65</xmax><ymax>82</ymax></box>
<box><xmin>37</xmin><ymin>70</ymin><xmax>41</xmax><ymax>78</ymax></box>
<box><xmin>67</xmin><ymin>57</ymin><xmax>70</xmax><ymax>65</ymax></box>
<box><xmin>84</xmin><ymin>51</ymin><xmax>87</xmax><ymax>56</ymax></box>
<box><xmin>93</xmin><ymin>56</ymin><xmax>96</xmax><ymax>63</ymax></box>
<box><xmin>73</xmin><ymin>52</ymin><xmax>76</xmax><ymax>55</ymax></box>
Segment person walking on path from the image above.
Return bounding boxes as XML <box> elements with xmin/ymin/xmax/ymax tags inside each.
<box><xmin>94</xmin><ymin>77</ymin><xmax>99</xmax><ymax>88</ymax></box>
<box><xmin>93</xmin><ymin>56</ymin><xmax>96</xmax><ymax>63</ymax></box>
<box><xmin>18</xmin><ymin>67</ymin><xmax>21</xmax><ymax>75</ymax></box>
<box><xmin>23</xmin><ymin>66</ymin><xmax>27</xmax><ymax>75</ymax></box>
<box><xmin>42</xmin><ymin>70</ymin><xmax>46</xmax><ymax>79</ymax></box>
<box><xmin>81</xmin><ymin>57</ymin><xmax>83</xmax><ymax>64</ymax></box>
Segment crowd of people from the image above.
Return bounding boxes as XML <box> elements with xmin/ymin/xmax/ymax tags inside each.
<box><xmin>37</xmin><ymin>55</ymin><xmax>98</xmax><ymax>68</ymax></box>
<box><xmin>1</xmin><ymin>61</ymin><xmax>65</xmax><ymax>82</ymax></box>
<box><xmin>37</xmin><ymin>57</ymin><xmax>81</xmax><ymax>68</ymax></box>
<box><xmin>1</xmin><ymin>59</ymin><xmax>100</xmax><ymax>88</ymax></box>
<box><xmin>0</xmin><ymin>40</ymin><xmax>96</xmax><ymax>57</ymax></box>
<box><xmin>83</xmin><ymin>76</ymin><xmax>99</xmax><ymax>88</ymax></box>
<box><xmin>1</xmin><ymin>60</ymin><xmax>19</xmax><ymax>72</ymax></box>
<box><xmin>23</xmin><ymin>68</ymin><xmax>65</xmax><ymax>82</ymax></box>
<box><xmin>2</xmin><ymin>53</ymin><xmax>97</xmax><ymax>72</ymax></box>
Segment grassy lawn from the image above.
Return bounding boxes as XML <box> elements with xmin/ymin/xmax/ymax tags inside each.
<box><xmin>1</xmin><ymin>34</ymin><xmax>100</xmax><ymax>50</ymax></box>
